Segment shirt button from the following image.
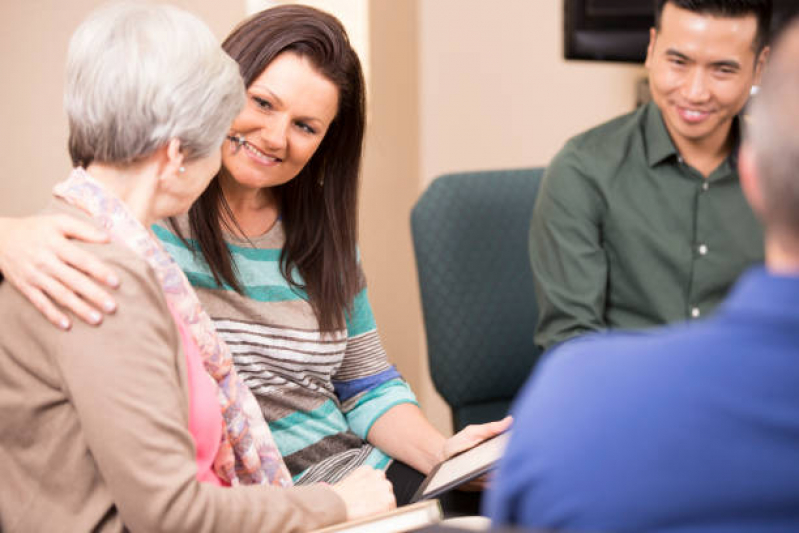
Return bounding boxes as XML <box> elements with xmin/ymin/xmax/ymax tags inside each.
<box><xmin>698</xmin><ymin>244</ymin><xmax>708</xmax><ymax>255</ymax></box>
<box><xmin>702</xmin><ymin>182</ymin><xmax>709</xmax><ymax>191</ymax></box>
<box><xmin>691</xmin><ymin>307</ymin><xmax>701</xmax><ymax>318</ymax></box>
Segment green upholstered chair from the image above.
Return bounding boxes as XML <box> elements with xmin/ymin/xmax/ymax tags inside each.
<box><xmin>411</xmin><ymin>168</ymin><xmax>545</xmax><ymax>431</ymax></box>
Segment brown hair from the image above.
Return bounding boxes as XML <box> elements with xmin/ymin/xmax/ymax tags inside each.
<box><xmin>176</xmin><ymin>5</ymin><xmax>365</xmax><ymax>333</ymax></box>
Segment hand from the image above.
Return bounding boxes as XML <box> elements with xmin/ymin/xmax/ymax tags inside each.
<box><xmin>440</xmin><ymin>415</ymin><xmax>512</xmax><ymax>491</ymax></box>
<box><xmin>0</xmin><ymin>215</ymin><xmax>119</xmax><ymax>330</ymax></box>
<box><xmin>330</xmin><ymin>466</ymin><xmax>396</xmax><ymax>521</ymax></box>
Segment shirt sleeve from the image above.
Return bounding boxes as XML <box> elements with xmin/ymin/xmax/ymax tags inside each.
<box><xmin>53</xmin><ymin>245</ymin><xmax>345</xmax><ymax>533</ymax></box>
<box><xmin>333</xmin><ymin>281</ymin><xmax>418</xmax><ymax>439</ymax></box>
<box><xmin>530</xmin><ymin>141</ymin><xmax>609</xmax><ymax>351</ymax></box>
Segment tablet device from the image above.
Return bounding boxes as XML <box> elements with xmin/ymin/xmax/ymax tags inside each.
<box><xmin>410</xmin><ymin>431</ymin><xmax>511</xmax><ymax>503</ymax></box>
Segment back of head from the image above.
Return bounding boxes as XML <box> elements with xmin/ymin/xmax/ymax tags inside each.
<box><xmin>747</xmin><ymin>16</ymin><xmax>799</xmax><ymax>236</ymax></box>
<box><xmin>66</xmin><ymin>1</ymin><xmax>245</xmax><ymax>167</ymax></box>
<box><xmin>655</xmin><ymin>0</ymin><xmax>773</xmax><ymax>51</ymax></box>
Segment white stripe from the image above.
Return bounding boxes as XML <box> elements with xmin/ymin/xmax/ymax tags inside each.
<box><xmin>215</xmin><ymin>318</ymin><xmax>347</xmax><ymax>343</ymax></box>
<box><xmin>219</xmin><ymin>330</ymin><xmax>346</xmax><ymax>356</ymax></box>
<box><xmin>227</xmin><ymin>343</ymin><xmax>343</xmax><ymax>368</ymax></box>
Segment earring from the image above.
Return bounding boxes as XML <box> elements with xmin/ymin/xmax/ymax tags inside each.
<box><xmin>179</xmin><ymin>166</ymin><xmax>186</xmax><ymax>173</ymax></box>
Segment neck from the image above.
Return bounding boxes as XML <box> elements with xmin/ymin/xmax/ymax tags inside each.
<box><xmin>764</xmin><ymin>233</ymin><xmax>799</xmax><ymax>276</ymax></box>
<box><xmin>218</xmin><ymin>170</ymin><xmax>279</xmax><ymax>238</ymax></box>
<box><xmin>85</xmin><ymin>161</ymin><xmax>160</xmax><ymax>227</ymax></box>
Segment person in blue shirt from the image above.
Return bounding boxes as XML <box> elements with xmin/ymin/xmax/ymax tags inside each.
<box><xmin>486</xmin><ymin>12</ymin><xmax>799</xmax><ymax>533</ymax></box>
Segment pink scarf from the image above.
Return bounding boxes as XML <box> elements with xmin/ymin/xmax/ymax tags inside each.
<box><xmin>54</xmin><ymin>167</ymin><xmax>293</xmax><ymax>487</ymax></box>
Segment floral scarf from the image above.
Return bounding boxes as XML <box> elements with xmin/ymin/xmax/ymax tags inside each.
<box><xmin>54</xmin><ymin>167</ymin><xmax>293</xmax><ymax>487</ymax></box>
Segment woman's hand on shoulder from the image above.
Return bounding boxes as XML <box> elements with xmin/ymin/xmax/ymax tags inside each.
<box><xmin>330</xmin><ymin>466</ymin><xmax>396</xmax><ymax>520</ymax></box>
<box><xmin>0</xmin><ymin>215</ymin><xmax>119</xmax><ymax>330</ymax></box>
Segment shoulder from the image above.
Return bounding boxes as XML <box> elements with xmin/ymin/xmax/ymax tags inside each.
<box><xmin>41</xmin><ymin>201</ymin><xmax>174</xmax><ymax>341</ymax></box>
<box><xmin>514</xmin><ymin>325</ymin><xmax>693</xmax><ymax>429</ymax></box>
<box><xmin>37</xmin><ymin>201</ymin><xmax>158</xmax><ymax>290</ymax></box>
<box><xmin>547</xmin><ymin>105</ymin><xmax>647</xmax><ymax>183</ymax></box>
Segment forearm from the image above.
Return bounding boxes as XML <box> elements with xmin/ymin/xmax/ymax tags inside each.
<box><xmin>366</xmin><ymin>403</ymin><xmax>446</xmax><ymax>475</ymax></box>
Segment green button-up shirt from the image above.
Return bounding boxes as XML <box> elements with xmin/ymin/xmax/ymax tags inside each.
<box><xmin>531</xmin><ymin>101</ymin><xmax>764</xmax><ymax>351</ymax></box>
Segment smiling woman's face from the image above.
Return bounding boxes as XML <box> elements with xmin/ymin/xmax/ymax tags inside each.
<box><xmin>221</xmin><ymin>52</ymin><xmax>339</xmax><ymax>194</ymax></box>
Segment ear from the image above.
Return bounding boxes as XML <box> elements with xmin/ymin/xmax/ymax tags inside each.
<box><xmin>738</xmin><ymin>142</ymin><xmax>766</xmax><ymax>218</ymax></box>
<box><xmin>163</xmin><ymin>138</ymin><xmax>185</xmax><ymax>179</ymax></box>
<box><xmin>644</xmin><ymin>27</ymin><xmax>657</xmax><ymax>69</ymax></box>
<box><xmin>753</xmin><ymin>45</ymin><xmax>770</xmax><ymax>86</ymax></box>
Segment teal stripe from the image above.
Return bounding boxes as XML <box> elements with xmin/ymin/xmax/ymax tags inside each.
<box><xmin>152</xmin><ymin>224</ymin><xmax>282</xmax><ymax>261</ymax></box>
<box><xmin>153</xmin><ymin>224</ymin><xmax>308</xmax><ymax>301</ymax></box>
<box><xmin>364</xmin><ymin>448</ymin><xmax>392</xmax><ymax>471</ymax></box>
<box><xmin>269</xmin><ymin>400</ymin><xmax>349</xmax><ymax>457</ymax></box>
<box><xmin>346</xmin><ymin>288</ymin><xmax>377</xmax><ymax>336</ymax></box>
<box><xmin>185</xmin><ymin>272</ymin><xmax>304</xmax><ymax>302</ymax></box>
<box><xmin>345</xmin><ymin>379</ymin><xmax>419</xmax><ymax>439</ymax></box>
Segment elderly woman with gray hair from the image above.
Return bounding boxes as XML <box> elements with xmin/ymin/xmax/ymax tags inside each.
<box><xmin>0</xmin><ymin>3</ymin><xmax>393</xmax><ymax>532</ymax></box>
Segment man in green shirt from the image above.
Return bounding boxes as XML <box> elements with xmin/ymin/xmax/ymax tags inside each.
<box><xmin>531</xmin><ymin>0</ymin><xmax>771</xmax><ymax>351</ymax></box>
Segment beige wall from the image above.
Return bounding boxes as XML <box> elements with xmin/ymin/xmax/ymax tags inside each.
<box><xmin>0</xmin><ymin>1</ymin><xmax>644</xmax><ymax>436</ymax></box>
<box><xmin>0</xmin><ymin>0</ymin><xmax>245</xmax><ymax>217</ymax></box>
<box><xmin>419</xmin><ymin>0</ymin><xmax>644</xmax><ymax>183</ymax></box>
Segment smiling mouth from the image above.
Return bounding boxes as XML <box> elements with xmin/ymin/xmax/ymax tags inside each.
<box><xmin>676</xmin><ymin>106</ymin><xmax>712</xmax><ymax>124</ymax></box>
<box><xmin>227</xmin><ymin>134</ymin><xmax>282</xmax><ymax>164</ymax></box>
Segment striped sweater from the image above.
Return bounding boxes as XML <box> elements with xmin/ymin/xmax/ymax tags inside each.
<box><xmin>153</xmin><ymin>217</ymin><xmax>417</xmax><ymax>483</ymax></box>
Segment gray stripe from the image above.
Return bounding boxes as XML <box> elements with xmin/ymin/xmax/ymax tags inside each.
<box><xmin>295</xmin><ymin>445</ymin><xmax>376</xmax><ymax>485</ymax></box>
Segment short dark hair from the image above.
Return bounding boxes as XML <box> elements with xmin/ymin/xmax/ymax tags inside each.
<box><xmin>655</xmin><ymin>0</ymin><xmax>773</xmax><ymax>52</ymax></box>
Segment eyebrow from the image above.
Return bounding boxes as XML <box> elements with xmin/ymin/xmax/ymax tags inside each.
<box><xmin>665</xmin><ymin>48</ymin><xmax>741</xmax><ymax>70</ymax></box>
<box><xmin>248</xmin><ymin>84</ymin><xmax>328</xmax><ymax>126</ymax></box>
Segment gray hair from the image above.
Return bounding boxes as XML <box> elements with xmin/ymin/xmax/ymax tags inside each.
<box><xmin>65</xmin><ymin>1</ymin><xmax>245</xmax><ymax>166</ymax></box>
<box><xmin>747</xmin><ymin>18</ymin><xmax>799</xmax><ymax>233</ymax></box>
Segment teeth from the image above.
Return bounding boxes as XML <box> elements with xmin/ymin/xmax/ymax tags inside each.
<box><xmin>684</xmin><ymin>110</ymin><xmax>704</xmax><ymax>118</ymax></box>
<box><xmin>243</xmin><ymin>142</ymin><xmax>278</xmax><ymax>163</ymax></box>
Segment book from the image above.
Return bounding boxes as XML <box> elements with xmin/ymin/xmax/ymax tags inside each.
<box><xmin>411</xmin><ymin>431</ymin><xmax>511</xmax><ymax>503</ymax></box>
<box><xmin>312</xmin><ymin>499</ymin><xmax>443</xmax><ymax>533</ymax></box>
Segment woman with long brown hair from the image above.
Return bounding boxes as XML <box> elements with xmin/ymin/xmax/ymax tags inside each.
<box><xmin>0</xmin><ymin>4</ymin><xmax>509</xmax><ymax>508</ymax></box>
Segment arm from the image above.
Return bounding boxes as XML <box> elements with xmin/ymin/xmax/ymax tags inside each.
<box><xmin>337</xmin><ymin>283</ymin><xmax>510</xmax><ymax>475</ymax></box>
<box><xmin>0</xmin><ymin>214</ymin><xmax>119</xmax><ymax>329</ymax></box>
<box><xmin>55</xmin><ymin>246</ymin><xmax>347</xmax><ymax>532</ymax></box>
<box><xmin>530</xmin><ymin>145</ymin><xmax>609</xmax><ymax>351</ymax></box>
<box><xmin>367</xmin><ymin>404</ymin><xmax>512</xmax><ymax>475</ymax></box>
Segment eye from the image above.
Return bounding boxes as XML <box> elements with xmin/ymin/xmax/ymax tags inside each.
<box><xmin>295</xmin><ymin>121</ymin><xmax>317</xmax><ymax>135</ymax></box>
<box><xmin>717</xmin><ymin>66</ymin><xmax>737</xmax><ymax>75</ymax></box>
<box><xmin>669</xmin><ymin>57</ymin><xmax>687</xmax><ymax>67</ymax></box>
<box><xmin>251</xmin><ymin>95</ymin><xmax>272</xmax><ymax>110</ymax></box>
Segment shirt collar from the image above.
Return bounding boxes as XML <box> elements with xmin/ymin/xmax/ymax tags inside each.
<box><xmin>644</xmin><ymin>100</ymin><xmax>743</xmax><ymax>169</ymax></box>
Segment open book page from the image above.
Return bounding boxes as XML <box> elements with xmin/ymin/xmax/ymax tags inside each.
<box><xmin>311</xmin><ymin>499</ymin><xmax>442</xmax><ymax>533</ymax></box>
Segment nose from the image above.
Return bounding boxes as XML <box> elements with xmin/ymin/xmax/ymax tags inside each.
<box><xmin>681</xmin><ymin>68</ymin><xmax>710</xmax><ymax>103</ymax></box>
<box><xmin>259</xmin><ymin>113</ymin><xmax>289</xmax><ymax>153</ymax></box>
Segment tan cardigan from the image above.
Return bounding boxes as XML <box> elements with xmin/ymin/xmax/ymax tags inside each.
<box><xmin>0</xmin><ymin>202</ymin><xmax>346</xmax><ymax>532</ymax></box>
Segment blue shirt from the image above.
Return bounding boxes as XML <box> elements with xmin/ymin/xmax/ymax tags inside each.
<box><xmin>486</xmin><ymin>267</ymin><xmax>799</xmax><ymax>532</ymax></box>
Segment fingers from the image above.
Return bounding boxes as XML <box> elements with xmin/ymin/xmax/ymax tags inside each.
<box><xmin>55</xmin><ymin>214</ymin><xmax>110</xmax><ymax>244</ymax></box>
<box><xmin>29</xmin><ymin>266</ymin><xmax>104</xmax><ymax>327</ymax></box>
<box><xmin>444</xmin><ymin>416</ymin><xmax>514</xmax><ymax>459</ymax></box>
<box><xmin>333</xmin><ymin>466</ymin><xmax>396</xmax><ymax>520</ymax></box>
<box><xmin>16</xmin><ymin>282</ymin><xmax>72</xmax><ymax>331</ymax></box>
<box><xmin>48</xmin><ymin>258</ymin><xmax>116</xmax><ymax>317</ymax></box>
<box><xmin>56</xmin><ymin>243</ymin><xmax>119</xmax><ymax>309</ymax></box>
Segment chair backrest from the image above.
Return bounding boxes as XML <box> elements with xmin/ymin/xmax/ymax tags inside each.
<box><xmin>411</xmin><ymin>168</ymin><xmax>544</xmax><ymax>431</ymax></box>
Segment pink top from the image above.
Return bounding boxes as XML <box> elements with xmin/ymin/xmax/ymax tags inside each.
<box><xmin>168</xmin><ymin>305</ymin><xmax>224</xmax><ymax>486</ymax></box>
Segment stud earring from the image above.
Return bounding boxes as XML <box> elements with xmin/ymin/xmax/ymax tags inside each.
<box><xmin>179</xmin><ymin>166</ymin><xmax>186</xmax><ymax>173</ymax></box>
